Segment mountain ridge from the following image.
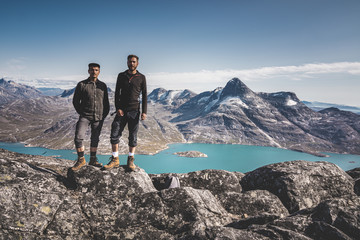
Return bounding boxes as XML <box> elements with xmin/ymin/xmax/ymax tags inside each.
<box><xmin>0</xmin><ymin>78</ymin><xmax>43</xmax><ymax>105</ymax></box>
<box><xmin>0</xmin><ymin>78</ymin><xmax>359</xmax><ymax>156</ymax></box>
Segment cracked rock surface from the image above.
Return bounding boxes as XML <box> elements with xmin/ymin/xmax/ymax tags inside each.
<box><xmin>1</xmin><ymin>148</ymin><xmax>360</xmax><ymax>239</ymax></box>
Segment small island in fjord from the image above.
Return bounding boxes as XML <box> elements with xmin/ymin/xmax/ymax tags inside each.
<box><xmin>174</xmin><ymin>151</ymin><xmax>208</xmax><ymax>158</ymax></box>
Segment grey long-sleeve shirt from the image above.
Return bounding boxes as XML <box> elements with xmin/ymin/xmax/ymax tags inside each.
<box><xmin>73</xmin><ymin>78</ymin><xmax>110</xmax><ymax>121</ymax></box>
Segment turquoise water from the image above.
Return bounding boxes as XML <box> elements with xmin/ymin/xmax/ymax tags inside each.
<box><xmin>1</xmin><ymin>142</ymin><xmax>359</xmax><ymax>174</ymax></box>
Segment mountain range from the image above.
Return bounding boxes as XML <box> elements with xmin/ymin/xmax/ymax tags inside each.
<box><xmin>0</xmin><ymin>77</ymin><xmax>359</xmax><ymax>156</ymax></box>
<box><xmin>0</xmin><ymin>78</ymin><xmax>42</xmax><ymax>105</ymax></box>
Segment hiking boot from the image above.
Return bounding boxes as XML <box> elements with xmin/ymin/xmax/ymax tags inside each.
<box><xmin>127</xmin><ymin>156</ymin><xmax>136</xmax><ymax>171</ymax></box>
<box><xmin>89</xmin><ymin>156</ymin><xmax>102</xmax><ymax>167</ymax></box>
<box><xmin>71</xmin><ymin>156</ymin><xmax>86</xmax><ymax>171</ymax></box>
<box><xmin>102</xmin><ymin>156</ymin><xmax>119</xmax><ymax>170</ymax></box>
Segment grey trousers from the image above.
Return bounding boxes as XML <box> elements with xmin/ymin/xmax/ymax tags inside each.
<box><xmin>74</xmin><ymin>116</ymin><xmax>104</xmax><ymax>148</ymax></box>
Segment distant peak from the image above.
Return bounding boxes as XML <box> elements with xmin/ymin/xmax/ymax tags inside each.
<box><xmin>220</xmin><ymin>78</ymin><xmax>253</xmax><ymax>99</ymax></box>
<box><xmin>61</xmin><ymin>88</ymin><xmax>75</xmax><ymax>97</ymax></box>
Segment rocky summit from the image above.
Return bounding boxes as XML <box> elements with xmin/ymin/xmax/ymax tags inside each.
<box><xmin>1</xmin><ymin>148</ymin><xmax>359</xmax><ymax>239</ymax></box>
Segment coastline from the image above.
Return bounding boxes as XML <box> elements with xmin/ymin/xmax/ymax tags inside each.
<box><xmin>1</xmin><ymin>140</ymin><xmax>357</xmax><ymax>158</ymax></box>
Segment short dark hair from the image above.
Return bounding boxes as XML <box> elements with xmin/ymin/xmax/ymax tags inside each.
<box><xmin>127</xmin><ymin>55</ymin><xmax>139</xmax><ymax>61</ymax></box>
<box><xmin>88</xmin><ymin>63</ymin><xmax>100</xmax><ymax>68</ymax></box>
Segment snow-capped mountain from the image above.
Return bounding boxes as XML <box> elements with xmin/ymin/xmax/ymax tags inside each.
<box><xmin>171</xmin><ymin>78</ymin><xmax>360</xmax><ymax>155</ymax></box>
<box><xmin>0</xmin><ymin>78</ymin><xmax>43</xmax><ymax>105</ymax></box>
<box><xmin>148</xmin><ymin>88</ymin><xmax>196</xmax><ymax>107</ymax></box>
<box><xmin>0</xmin><ymin>78</ymin><xmax>359</xmax><ymax>156</ymax></box>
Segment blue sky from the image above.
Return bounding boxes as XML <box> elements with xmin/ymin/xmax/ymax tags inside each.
<box><xmin>1</xmin><ymin>0</ymin><xmax>360</xmax><ymax>106</ymax></box>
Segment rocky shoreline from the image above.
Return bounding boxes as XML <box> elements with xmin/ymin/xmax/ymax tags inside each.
<box><xmin>1</xmin><ymin>148</ymin><xmax>359</xmax><ymax>239</ymax></box>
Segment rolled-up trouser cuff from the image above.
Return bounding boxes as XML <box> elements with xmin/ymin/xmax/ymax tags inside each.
<box><xmin>74</xmin><ymin>116</ymin><xmax>104</xmax><ymax>149</ymax></box>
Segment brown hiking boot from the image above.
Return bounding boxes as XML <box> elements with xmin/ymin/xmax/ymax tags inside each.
<box><xmin>127</xmin><ymin>156</ymin><xmax>136</xmax><ymax>171</ymax></box>
<box><xmin>102</xmin><ymin>156</ymin><xmax>119</xmax><ymax>170</ymax></box>
<box><xmin>89</xmin><ymin>156</ymin><xmax>102</xmax><ymax>167</ymax></box>
<box><xmin>71</xmin><ymin>156</ymin><xmax>86</xmax><ymax>171</ymax></box>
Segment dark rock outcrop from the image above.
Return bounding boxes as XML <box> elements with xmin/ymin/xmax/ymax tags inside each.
<box><xmin>241</xmin><ymin>160</ymin><xmax>355</xmax><ymax>213</ymax></box>
<box><xmin>347</xmin><ymin>167</ymin><xmax>360</xmax><ymax>196</ymax></box>
<box><xmin>1</xmin><ymin>148</ymin><xmax>360</xmax><ymax>239</ymax></box>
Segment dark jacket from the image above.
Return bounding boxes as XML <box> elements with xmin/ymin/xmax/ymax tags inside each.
<box><xmin>73</xmin><ymin>78</ymin><xmax>110</xmax><ymax>121</ymax></box>
<box><xmin>115</xmin><ymin>70</ymin><xmax>147</xmax><ymax>114</ymax></box>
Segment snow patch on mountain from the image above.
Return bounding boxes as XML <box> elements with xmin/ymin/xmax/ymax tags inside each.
<box><xmin>221</xmin><ymin>97</ymin><xmax>249</xmax><ymax>109</ymax></box>
<box><xmin>286</xmin><ymin>99</ymin><xmax>298</xmax><ymax>106</ymax></box>
<box><xmin>205</xmin><ymin>98</ymin><xmax>218</xmax><ymax>112</ymax></box>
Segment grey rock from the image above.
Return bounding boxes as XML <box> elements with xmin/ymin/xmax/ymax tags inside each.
<box><xmin>346</xmin><ymin>167</ymin><xmax>360</xmax><ymax>179</ymax></box>
<box><xmin>310</xmin><ymin>197</ymin><xmax>360</xmax><ymax>239</ymax></box>
<box><xmin>151</xmin><ymin>169</ymin><xmax>242</xmax><ymax>197</ymax></box>
<box><xmin>259</xmin><ymin>196</ymin><xmax>360</xmax><ymax>240</ymax></box>
<box><xmin>346</xmin><ymin>168</ymin><xmax>360</xmax><ymax>196</ymax></box>
<box><xmin>2</xmin><ymin>148</ymin><xmax>360</xmax><ymax>239</ymax></box>
<box><xmin>0</xmin><ymin>150</ymin><xmax>69</xmax><ymax>237</ymax></box>
<box><xmin>67</xmin><ymin>165</ymin><xmax>156</xmax><ymax>196</ymax></box>
<box><xmin>218</xmin><ymin>190</ymin><xmax>289</xmax><ymax>217</ymax></box>
<box><xmin>79</xmin><ymin>187</ymin><xmax>233</xmax><ymax>238</ymax></box>
<box><xmin>241</xmin><ymin>160</ymin><xmax>355</xmax><ymax>213</ymax></box>
<box><xmin>250</xmin><ymin>224</ymin><xmax>314</xmax><ymax>240</ymax></box>
<box><xmin>180</xmin><ymin>226</ymin><xmax>269</xmax><ymax>240</ymax></box>
<box><xmin>354</xmin><ymin>179</ymin><xmax>360</xmax><ymax>196</ymax></box>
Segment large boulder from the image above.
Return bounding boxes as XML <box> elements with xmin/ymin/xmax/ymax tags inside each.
<box><xmin>67</xmin><ymin>165</ymin><xmax>156</xmax><ymax>196</ymax></box>
<box><xmin>78</xmin><ymin>187</ymin><xmax>233</xmax><ymax>239</ymax></box>
<box><xmin>346</xmin><ymin>167</ymin><xmax>360</xmax><ymax>196</ymax></box>
<box><xmin>151</xmin><ymin>169</ymin><xmax>242</xmax><ymax>196</ymax></box>
<box><xmin>218</xmin><ymin>190</ymin><xmax>289</xmax><ymax>218</ymax></box>
<box><xmin>240</xmin><ymin>160</ymin><xmax>355</xmax><ymax>213</ymax></box>
<box><xmin>248</xmin><ymin>196</ymin><xmax>360</xmax><ymax>240</ymax></box>
<box><xmin>0</xmin><ymin>152</ymin><xmax>69</xmax><ymax>237</ymax></box>
<box><xmin>1</xmin><ymin>148</ymin><xmax>360</xmax><ymax>240</ymax></box>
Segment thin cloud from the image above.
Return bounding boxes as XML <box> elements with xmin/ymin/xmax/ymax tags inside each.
<box><xmin>147</xmin><ymin>61</ymin><xmax>360</xmax><ymax>91</ymax></box>
<box><xmin>6</xmin><ymin>57</ymin><xmax>28</xmax><ymax>71</ymax></box>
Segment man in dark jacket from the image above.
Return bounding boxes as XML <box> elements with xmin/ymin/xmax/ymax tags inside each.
<box><xmin>103</xmin><ymin>55</ymin><xmax>147</xmax><ymax>171</ymax></box>
<box><xmin>71</xmin><ymin>63</ymin><xmax>110</xmax><ymax>171</ymax></box>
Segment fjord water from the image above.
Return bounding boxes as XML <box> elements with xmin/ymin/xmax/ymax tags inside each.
<box><xmin>1</xmin><ymin>142</ymin><xmax>359</xmax><ymax>174</ymax></box>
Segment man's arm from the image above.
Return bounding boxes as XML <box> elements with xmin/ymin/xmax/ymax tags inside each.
<box><xmin>114</xmin><ymin>74</ymin><xmax>124</xmax><ymax>116</ymax></box>
<box><xmin>72</xmin><ymin>83</ymin><xmax>82</xmax><ymax>115</ymax></box>
<box><xmin>103</xmin><ymin>84</ymin><xmax>110</xmax><ymax>119</ymax></box>
<box><xmin>141</xmin><ymin>76</ymin><xmax>147</xmax><ymax>120</ymax></box>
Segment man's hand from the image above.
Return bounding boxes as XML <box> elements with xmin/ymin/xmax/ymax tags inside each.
<box><xmin>141</xmin><ymin>113</ymin><xmax>147</xmax><ymax>120</ymax></box>
<box><xmin>117</xmin><ymin>109</ymin><xmax>124</xmax><ymax>116</ymax></box>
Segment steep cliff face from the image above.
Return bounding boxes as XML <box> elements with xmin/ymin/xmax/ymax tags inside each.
<box><xmin>1</xmin><ymin>148</ymin><xmax>359</xmax><ymax>239</ymax></box>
